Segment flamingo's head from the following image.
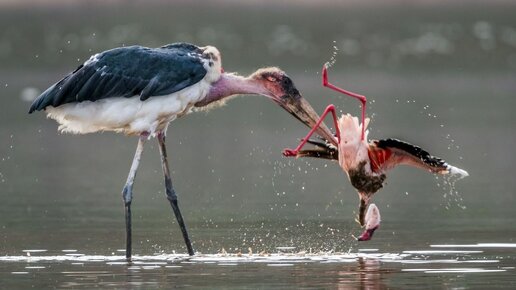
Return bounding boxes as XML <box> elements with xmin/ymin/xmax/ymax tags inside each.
<box><xmin>357</xmin><ymin>203</ymin><xmax>381</xmax><ymax>241</ymax></box>
<box><xmin>337</xmin><ymin>114</ymin><xmax>370</xmax><ymax>172</ymax></box>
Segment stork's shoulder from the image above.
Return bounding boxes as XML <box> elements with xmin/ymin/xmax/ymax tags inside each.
<box><xmin>159</xmin><ymin>43</ymin><xmax>222</xmax><ymax>83</ymax></box>
<box><xmin>87</xmin><ymin>43</ymin><xmax>222</xmax><ymax>83</ymax></box>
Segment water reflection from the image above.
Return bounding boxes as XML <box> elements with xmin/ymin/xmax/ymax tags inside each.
<box><xmin>334</xmin><ymin>258</ymin><xmax>384</xmax><ymax>290</ymax></box>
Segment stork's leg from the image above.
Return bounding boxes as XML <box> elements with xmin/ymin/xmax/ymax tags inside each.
<box><xmin>122</xmin><ymin>133</ymin><xmax>148</xmax><ymax>261</ymax></box>
<box><xmin>156</xmin><ymin>132</ymin><xmax>195</xmax><ymax>256</ymax></box>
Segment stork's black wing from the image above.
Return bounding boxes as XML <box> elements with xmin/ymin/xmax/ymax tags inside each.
<box><xmin>29</xmin><ymin>43</ymin><xmax>208</xmax><ymax>113</ymax></box>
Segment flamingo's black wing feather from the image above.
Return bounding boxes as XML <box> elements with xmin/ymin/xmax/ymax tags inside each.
<box><xmin>371</xmin><ymin>138</ymin><xmax>448</xmax><ymax>173</ymax></box>
<box><xmin>296</xmin><ymin>139</ymin><xmax>338</xmax><ymax>160</ymax></box>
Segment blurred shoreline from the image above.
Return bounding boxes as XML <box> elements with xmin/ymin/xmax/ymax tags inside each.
<box><xmin>1</xmin><ymin>2</ymin><xmax>515</xmax><ymax>73</ymax></box>
<box><xmin>1</xmin><ymin>0</ymin><xmax>516</xmax><ymax>8</ymax></box>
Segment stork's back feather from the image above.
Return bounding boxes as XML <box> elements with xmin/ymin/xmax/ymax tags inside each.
<box><xmin>29</xmin><ymin>43</ymin><xmax>208</xmax><ymax>113</ymax></box>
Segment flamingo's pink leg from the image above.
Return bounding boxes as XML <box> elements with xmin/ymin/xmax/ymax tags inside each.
<box><xmin>283</xmin><ymin>104</ymin><xmax>340</xmax><ymax>157</ymax></box>
<box><xmin>322</xmin><ymin>65</ymin><xmax>367</xmax><ymax>140</ymax></box>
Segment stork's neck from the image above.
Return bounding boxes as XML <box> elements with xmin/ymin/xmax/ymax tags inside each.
<box><xmin>195</xmin><ymin>73</ymin><xmax>268</xmax><ymax>107</ymax></box>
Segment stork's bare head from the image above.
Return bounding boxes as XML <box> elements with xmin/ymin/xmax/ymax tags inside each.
<box><xmin>250</xmin><ymin>67</ymin><xmax>335</xmax><ymax>143</ymax></box>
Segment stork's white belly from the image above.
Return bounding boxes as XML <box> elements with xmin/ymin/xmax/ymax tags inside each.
<box><xmin>45</xmin><ymin>79</ymin><xmax>211</xmax><ymax>135</ymax></box>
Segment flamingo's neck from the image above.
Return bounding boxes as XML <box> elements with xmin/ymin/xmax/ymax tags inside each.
<box><xmin>195</xmin><ymin>74</ymin><xmax>268</xmax><ymax>107</ymax></box>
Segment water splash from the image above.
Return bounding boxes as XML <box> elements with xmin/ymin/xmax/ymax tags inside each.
<box><xmin>324</xmin><ymin>40</ymin><xmax>339</xmax><ymax>68</ymax></box>
<box><xmin>1</xmin><ymin>252</ymin><xmax>407</xmax><ymax>265</ymax></box>
<box><xmin>396</xmin><ymin>98</ymin><xmax>467</xmax><ymax>209</ymax></box>
<box><xmin>437</xmin><ymin>174</ymin><xmax>467</xmax><ymax>210</ymax></box>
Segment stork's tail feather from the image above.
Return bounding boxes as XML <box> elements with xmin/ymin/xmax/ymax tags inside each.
<box><xmin>28</xmin><ymin>85</ymin><xmax>55</xmax><ymax>113</ymax></box>
<box><xmin>28</xmin><ymin>73</ymin><xmax>75</xmax><ymax>113</ymax></box>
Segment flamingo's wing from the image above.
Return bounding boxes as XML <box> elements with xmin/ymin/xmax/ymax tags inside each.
<box><xmin>296</xmin><ymin>139</ymin><xmax>338</xmax><ymax>160</ymax></box>
<box><xmin>369</xmin><ymin>138</ymin><xmax>468</xmax><ymax>177</ymax></box>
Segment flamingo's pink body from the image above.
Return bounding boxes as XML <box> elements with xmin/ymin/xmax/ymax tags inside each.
<box><xmin>283</xmin><ymin>65</ymin><xmax>468</xmax><ymax>241</ymax></box>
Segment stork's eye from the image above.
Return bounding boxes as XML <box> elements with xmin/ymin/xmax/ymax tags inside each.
<box><xmin>265</xmin><ymin>75</ymin><xmax>277</xmax><ymax>82</ymax></box>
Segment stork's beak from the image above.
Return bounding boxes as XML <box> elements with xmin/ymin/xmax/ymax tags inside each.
<box><xmin>278</xmin><ymin>94</ymin><xmax>337</xmax><ymax>145</ymax></box>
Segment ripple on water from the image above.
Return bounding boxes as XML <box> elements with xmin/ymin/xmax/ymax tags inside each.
<box><xmin>402</xmin><ymin>250</ymin><xmax>483</xmax><ymax>254</ymax></box>
<box><xmin>397</xmin><ymin>259</ymin><xmax>499</xmax><ymax>264</ymax></box>
<box><xmin>0</xmin><ymin>246</ymin><xmax>509</xmax><ymax>276</ymax></box>
<box><xmin>403</xmin><ymin>268</ymin><xmax>507</xmax><ymax>273</ymax></box>
<box><xmin>25</xmin><ymin>266</ymin><xmax>46</xmax><ymax>269</ymax></box>
<box><xmin>0</xmin><ymin>252</ymin><xmax>409</xmax><ymax>265</ymax></box>
<box><xmin>431</xmin><ymin>243</ymin><xmax>516</xmax><ymax>248</ymax></box>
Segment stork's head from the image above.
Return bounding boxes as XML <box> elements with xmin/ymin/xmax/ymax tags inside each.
<box><xmin>338</xmin><ymin>114</ymin><xmax>370</xmax><ymax>172</ymax></box>
<box><xmin>250</xmin><ymin>67</ymin><xmax>335</xmax><ymax>143</ymax></box>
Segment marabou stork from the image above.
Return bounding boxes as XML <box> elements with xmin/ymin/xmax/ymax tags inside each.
<box><xmin>283</xmin><ymin>66</ymin><xmax>469</xmax><ymax>241</ymax></box>
<box><xmin>29</xmin><ymin>42</ymin><xmax>336</xmax><ymax>260</ymax></box>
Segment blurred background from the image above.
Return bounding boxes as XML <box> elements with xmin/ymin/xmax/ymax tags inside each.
<box><xmin>0</xmin><ymin>0</ymin><xmax>515</xmax><ymax>257</ymax></box>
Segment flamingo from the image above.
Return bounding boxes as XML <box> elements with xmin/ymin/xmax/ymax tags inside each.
<box><xmin>283</xmin><ymin>65</ymin><xmax>468</xmax><ymax>241</ymax></box>
<box><xmin>29</xmin><ymin>42</ymin><xmax>336</xmax><ymax>260</ymax></box>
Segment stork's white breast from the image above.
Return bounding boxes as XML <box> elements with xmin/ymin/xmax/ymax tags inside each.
<box><xmin>45</xmin><ymin>79</ymin><xmax>212</xmax><ymax>136</ymax></box>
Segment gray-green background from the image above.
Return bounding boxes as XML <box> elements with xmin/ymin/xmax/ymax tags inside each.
<box><xmin>1</xmin><ymin>1</ymin><xmax>515</xmax><ymax>288</ymax></box>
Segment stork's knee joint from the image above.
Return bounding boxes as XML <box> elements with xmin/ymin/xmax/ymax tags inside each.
<box><xmin>166</xmin><ymin>189</ymin><xmax>177</xmax><ymax>202</ymax></box>
<box><xmin>122</xmin><ymin>185</ymin><xmax>133</xmax><ymax>205</ymax></box>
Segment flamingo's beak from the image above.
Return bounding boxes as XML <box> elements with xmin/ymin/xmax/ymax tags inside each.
<box><xmin>357</xmin><ymin>226</ymin><xmax>378</xmax><ymax>241</ymax></box>
<box><xmin>357</xmin><ymin>203</ymin><xmax>381</xmax><ymax>241</ymax></box>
